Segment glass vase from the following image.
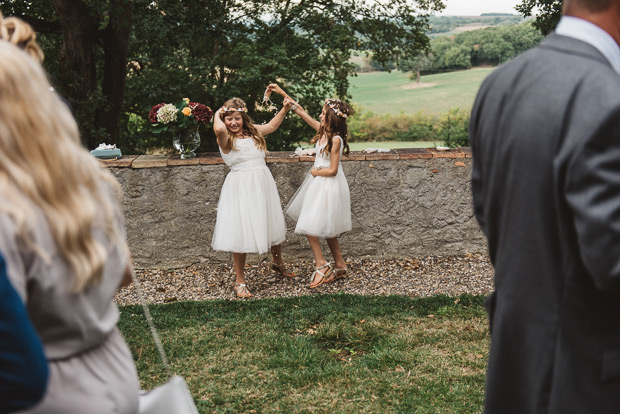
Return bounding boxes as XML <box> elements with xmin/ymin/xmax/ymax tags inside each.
<box><xmin>173</xmin><ymin>128</ymin><xmax>200</xmax><ymax>159</ymax></box>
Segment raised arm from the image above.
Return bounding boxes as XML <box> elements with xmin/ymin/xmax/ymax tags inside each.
<box><xmin>255</xmin><ymin>101</ymin><xmax>292</xmax><ymax>136</ymax></box>
<box><xmin>312</xmin><ymin>136</ymin><xmax>342</xmax><ymax>177</ymax></box>
<box><xmin>267</xmin><ymin>83</ymin><xmax>320</xmax><ymax>131</ymax></box>
<box><xmin>213</xmin><ymin>108</ymin><xmax>231</xmax><ymax>151</ymax></box>
<box><xmin>289</xmin><ymin>100</ymin><xmax>321</xmax><ymax>131</ymax></box>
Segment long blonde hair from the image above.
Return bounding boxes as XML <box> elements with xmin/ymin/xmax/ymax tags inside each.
<box><xmin>0</xmin><ymin>12</ymin><xmax>44</xmax><ymax>62</ymax></box>
<box><xmin>220</xmin><ymin>97</ymin><xmax>266</xmax><ymax>151</ymax></box>
<box><xmin>0</xmin><ymin>41</ymin><xmax>125</xmax><ymax>292</ymax></box>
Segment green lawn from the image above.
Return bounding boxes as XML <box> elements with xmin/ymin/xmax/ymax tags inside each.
<box><xmin>119</xmin><ymin>294</ymin><xmax>489</xmax><ymax>413</ymax></box>
<box><xmin>349</xmin><ymin>67</ymin><xmax>495</xmax><ymax>115</ymax></box>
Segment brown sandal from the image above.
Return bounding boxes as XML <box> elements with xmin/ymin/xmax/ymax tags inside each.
<box><xmin>309</xmin><ymin>263</ymin><xmax>332</xmax><ymax>289</ymax></box>
<box><xmin>272</xmin><ymin>262</ymin><xmax>295</xmax><ymax>278</ymax></box>
<box><xmin>325</xmin><ymin>267</ymin><xmax>347</xmax><ymax>284</ymax></box>
<box><xmin>234</xmin><ymin>283</ymin><xmax>252</xmax><ymax>298</ymax></box>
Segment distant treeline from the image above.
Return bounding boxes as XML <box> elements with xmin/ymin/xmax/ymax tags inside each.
<box><xmin>356</xmin><ymin>22</ymin><xmax>544</xmax><ymax>73</ymax></box>
<box><xmin>427</xmin><ymin>14</ymin><xmax>524</xmax><ymax>34</ymax></box>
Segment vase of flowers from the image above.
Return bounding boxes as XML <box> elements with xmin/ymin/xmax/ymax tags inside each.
<box><xmin>149</xmin><ymin>98</ymin><xmax>213</xmax><ymax>159</ymax></box>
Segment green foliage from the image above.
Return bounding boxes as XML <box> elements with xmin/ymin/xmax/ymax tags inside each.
<box><xmin>428</xmin><ymin>21</ymin><xmax>543</xmax><ymax>70</ymax></box>
<box><xmin>348</xmin><ymin>111</ymin><xmax>438</xmax><ymax>142</ymax></box>
<box><xmin>118</xmin><ymin>294</ymin><xmax>489</xmax><ymax>413</ymax></box>
<box><xmin>3</xmin><ymin>0</ymin><xmax>445</xmax><ymax>153</ymax></box>
<box><xmin>438</xmin><ymin>108</ymin><xmax>471</xmax><ymax>148</ymax></box>
<box><xmin>347</xmin><ymin>108</ymin><xmax>469</xmax><ymax>147</ymax></box>
<box><xmin>516</xmin><ymin>0</ymin><xmax>562</xmax><ymax>35</ymax></box>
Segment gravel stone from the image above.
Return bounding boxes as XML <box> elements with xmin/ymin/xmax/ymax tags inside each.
<box><xmin>115</xmin><ymin>254</ymin><xmax>494</xmax><ymax>305</ymax></box>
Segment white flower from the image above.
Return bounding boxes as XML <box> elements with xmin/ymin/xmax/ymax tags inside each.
<box><xmin>157</xmin><ymin>104</ymin><xmax>178</xmax><ymax>124</ymax></box>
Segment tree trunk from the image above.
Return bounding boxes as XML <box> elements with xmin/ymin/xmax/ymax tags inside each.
<box><xmin>416</xmin><ymin>69</ymin><xmax>421</xmax><ymax>83</ymax></box>
<box><xmin>96</xmin><ymin>0</ymin><xmax>132</xmax><ymax>148</ymax></box>
<box><xmin>51</xmin><ymin>0</ymin><xmax>98</xmax><ymax>99</ymax></box>
<box><xmin>51</xmin><ymin>0</ymin><xmax>131</xmax><ymax>149</ymax></box>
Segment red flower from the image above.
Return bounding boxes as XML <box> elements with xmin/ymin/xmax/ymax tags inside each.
<box><xmin>190</xmin><ymin>103</ymin><xmax>213</xmax><ymax>124</ymax></box>
<box><xmin>148</xmin><ymin>103</ymin><xmax>165</xmax><ymax>123</ymax></box>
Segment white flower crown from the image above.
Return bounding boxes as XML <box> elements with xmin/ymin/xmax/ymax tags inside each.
<box><xmin>326</xmin><ymin>99</ymin><xmax>348</xmax><ymax>118</ymax></box>
<box><xmin>221</xmin><ymin>106</ymin><xmax>248</xmax><ymax>113</ymax></box>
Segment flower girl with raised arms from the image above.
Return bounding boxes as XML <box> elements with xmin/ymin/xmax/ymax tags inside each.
<box><xmin>267</xmin><ymin>84</ymin><xmax>352</xmax><ymax>288</ymax></box>
<box><xmin>212</xmin><ymin>96</ymin><xmax>295</xmax><ymax>298</ymax></box>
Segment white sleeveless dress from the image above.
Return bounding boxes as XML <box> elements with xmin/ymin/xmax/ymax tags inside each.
<box><xmin>211</xmin><ymin>138</ymin><xmax>286</xmax><ymax>254</ymax></box>
<box><xmin>286</xmin><ymin>136</ymin><xmax>352</xmax><ymax>238</ymax></box>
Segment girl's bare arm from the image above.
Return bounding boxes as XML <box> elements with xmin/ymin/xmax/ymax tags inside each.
<box><xmin>255</xmin><ymin>101</ymin><xmax>292</xmax><ymax>136</ymax></box>
<box><xmin>213</xmin><ymin>108</ymin><xmax>231</xmax><ymax>151</ymax></box>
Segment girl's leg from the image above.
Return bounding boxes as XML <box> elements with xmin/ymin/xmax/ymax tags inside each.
<box><xmin>271</xmin><ymin>244</ymin><xmax>295</xmax><ymax>277</ymax></box>
<box><xmin>325</xmin><ymin>237</ymin><xmax>347</xmax><ymax>283</ymax></box>
<box><xmin>232</xmin><ymin>253</ymin><xmax>252</xmax><ymax>297</ymax></box>
<box><xmin>307</xmin><ymin>236</ymin><xmax>331</xmax><ymax>287</ymax></box>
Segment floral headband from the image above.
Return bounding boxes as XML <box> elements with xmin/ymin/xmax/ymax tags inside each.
<box><xmin>326</xmin><ymin>99</ymin><xmax>348</xmax><ymax>119</ymax></box>
<box><xmin>221</xmin><ymin>106</ymin><xmax>248</xmax><ymax>113</ymax></box>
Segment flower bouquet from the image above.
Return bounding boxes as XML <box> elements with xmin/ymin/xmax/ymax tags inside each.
<box><xmin>149</xmin><ymin>98</ymin><xmax>213</xmax><ymax>159</ymax></box>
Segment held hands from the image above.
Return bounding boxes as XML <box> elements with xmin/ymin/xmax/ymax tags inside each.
<box><xmin>284</xmin><ymin>97</ymin><xmax>298</xmax><ymax>112</ymax></box>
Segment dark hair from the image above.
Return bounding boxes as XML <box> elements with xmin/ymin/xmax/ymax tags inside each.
<box><xmin>220</xmin><ymin>97</ymin><xmax>266</xmax><ymax>150</ymax></box>
<box><xmin>311</xmin><ymin>99</ymin><xmax>352</xmax><ymax>156</ymax></box>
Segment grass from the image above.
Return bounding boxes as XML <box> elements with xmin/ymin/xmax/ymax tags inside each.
<box><xmin>348</xmin><ymin>67</ymin><xmax>495</xmax><ymax>115</ymax></box>
<box><xmin>119</xmin><ymin>294</ymin><xmax>489</xmax><ymax>413</ymax></box>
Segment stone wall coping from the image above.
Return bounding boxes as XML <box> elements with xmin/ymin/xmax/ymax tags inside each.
<box><xmin>99</xmin><ymin>147</ymin><xmax>472</xmax><ymax>168</ymax></box>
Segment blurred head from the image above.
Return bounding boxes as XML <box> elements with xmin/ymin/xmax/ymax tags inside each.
<box><xmin>0</xmin><ymin>41</ymin><xmax>124</xmax><ymax>292</ymax></box>
<box><xmin>220</xmin><ymin>97</ymin><xmax>266</xmax><ymax>150</ymax></box>
<box><xmin>0</xmin><ymin>13</ymin><xmax>44</xmax><ymax>62</ymax></box>
<box><xmin>563</xmin><ymin>0</ymin><xmax>620</xmax><ymax>15</ymax></box>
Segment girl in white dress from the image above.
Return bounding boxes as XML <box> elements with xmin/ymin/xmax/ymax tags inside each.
<box><xmin>267</xmin><ymin>85</ymin><xmax>352</xmax><ymax>288</ymax></box>
<box><xmin>212</xmin><ymin>97</ymin><xmax>295</xmax><ymax>298</ymax></box>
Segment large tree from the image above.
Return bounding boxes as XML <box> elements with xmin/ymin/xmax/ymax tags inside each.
<box><xmin>1</xmin><ymin>0</ymin><xmax>444</xmax><ymax>151</ymax></box>
<box><xmin>1</xmin><ymin>0</ymin><xmax>132</xmax><ymax>149</ymax></box>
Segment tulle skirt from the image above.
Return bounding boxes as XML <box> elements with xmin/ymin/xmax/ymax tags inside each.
<box><xmin>286</xmin><ymin>169</ymin><xmax>352</xmax><ymax>238</ymax></box>
<box><xmin>212</xmin><ymin>166</ymin><xmax>286</xmax><ymax>254</ymax></box>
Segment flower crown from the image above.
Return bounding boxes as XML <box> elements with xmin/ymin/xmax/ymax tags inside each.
<box><xmin>326</xmin><ymin>99</ymin><xmax>348</xmax><ymax>119</ymax></box>
<box><xmin>221</xmin><ymin>106</ymin><xmax>248</xmax><ymax>113</ymax></box>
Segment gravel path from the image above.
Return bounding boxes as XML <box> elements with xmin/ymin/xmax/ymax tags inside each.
<box><xmin>115</xmin><ymin>254</ymin><xmax>494</xmax><ymax>305</ymax></box>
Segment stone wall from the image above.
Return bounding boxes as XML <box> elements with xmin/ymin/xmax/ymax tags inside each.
<box><xmin>105</xmin><ymin>148</ymin><xmax>487</xmax><ymax>268</ymax></box>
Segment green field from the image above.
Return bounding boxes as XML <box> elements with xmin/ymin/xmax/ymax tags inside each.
<box><xmin>349</xmin><ymin>67</ymin><xmax>495</xmax><ymax>115</ymax></box>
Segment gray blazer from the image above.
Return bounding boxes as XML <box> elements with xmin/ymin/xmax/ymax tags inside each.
<box><xmin>471</xmin><ymin>33</ymin><xmax>620</xmax><ymax>413</ymax></box>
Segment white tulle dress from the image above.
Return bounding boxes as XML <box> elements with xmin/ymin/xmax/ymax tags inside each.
<box><xmin>286</xmin><ymin>136</ymin><xmax>352</xmax><ymax>238</ymax></box>
<box><xmin>211</xmin><ymin>138</ymin><xmax>286</xmax><ymax>254</ymax></box>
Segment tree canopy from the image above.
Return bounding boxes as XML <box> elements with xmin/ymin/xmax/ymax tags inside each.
<box><xmin>516</xmin><ymin>0</ymin><xmax>562</xmax><ymax>35</ymax></box>
<box><xmin>1</xmin><ymin>0</ymin><xmax>445</xmax><ymax>152</ymax></box>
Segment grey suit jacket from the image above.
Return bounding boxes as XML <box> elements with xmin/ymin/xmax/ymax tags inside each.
<box><xmin>471</xmin><ymin>33</ymin><xmax>620</xmax><ymax>413</ymax></box>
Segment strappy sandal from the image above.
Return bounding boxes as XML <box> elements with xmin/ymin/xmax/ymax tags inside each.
<box><xmin>309</xmin><ymin>263</ymin><xmax>332</xmax><ymax>289</ymax></box>
<box><xmin>234</xmin><ymin>283</ymin><xmax>252</xmax><ymax>298</ymax></box>
<box><xmin>272</xmin><ymin>262</ymin><xmax>296</xmax><ymax>278</ymax></box>
<box><xmin>325</xmin><ymin>266</ymin><xmax>347</xmax><ymax>284</ymax></box>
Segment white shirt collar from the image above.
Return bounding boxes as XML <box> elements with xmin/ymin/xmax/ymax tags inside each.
<box><xmin>555</xmin><ymin>16</ymin><xmax>620</xmax><ymax>74</ymax></box>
